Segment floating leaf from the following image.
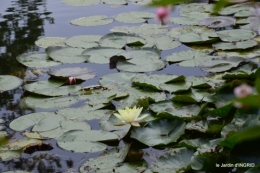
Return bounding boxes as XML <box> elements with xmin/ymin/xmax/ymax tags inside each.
<box><xmin>234</xmin><ymin>9</ymin><xmax>253</xmax><ymax>17</ymax></box>
<box><xmin>101</xmin><ymin>0</ymin><xmax>127</xmax><ymax>5</ymax></box>
<box><xmin>99</xmin><ymin>73</ymin><xmax>138</xmax><ymax>86</ymax></box>
<box><xmin>57</xmin><ymin>130</ymin><xmax>119</xmax><ymax>153</ymax></box>
<box><xmin>9</xmin><ymin>112</ymin><xmax>65</xmax><ymax>132</ymax></box>
<box><xmin>62</xmin><ymin>0</ymin><xmax>100</xmax><ymax>6</ymax></box>
<box><xmin>199</xmin><ymin>56</ymin><xmax>245</xmax><ymax>73</ymax></box>
<box><xmin>129</xmin><ymin>0</ymin><xmax>152</xmax><ymax>4</ymax></box>
<box><xmin>199</xmin><ymin>16</ymin><xmax>236</xmax><ymax>28</ymax></box>
<box><xmin>0</xmin><ymin>138</ymin><xmax>42</xmax><ymax>150</ymax></box>
<box><xmin>218</xmin><ymin>3</ymin><xmax>250</xmax><ymax>15</ymax></box>
<box><xmin>213</xmin><ymin>40</ymin><xmax>257</xmax><ymax>50</ymax></box>
<box><xmin>48</xmin><ymin>67</ymin><xmax>96</xmax><ymax>80</ymax></box>
<box><xmin>0</xmin><ymin>151</ymin><xmax>22</xmax><ymax>161</ymax></box>
<box><xmin>159</xmin><ymin>81</ymin><xmax>192</xmax><ymax>93</ymax></box>
<box><xmin>216</xmin><ymin>29</ymin><xmax>256</xmax><ymax>42</ymax></box>
<box><xmin>178</xmin><ymin>32</ymin><xmax>218</xmax><ymax>44</ymax></box>
<box><xmin>179</xmin><ymin>138</ymin><xmax>211</xmax><ymax>149</ymax></box>
<box><xmin>70</xmin><ymin>15</ymin><xmax>113</xmax><ymax>26</ymax></box>
<box><xmin>46</xmin><ymin>46</ymin><xmax>89</xmax><ymax>63</ymax></box>
<box><xmin>35</xmin><ymin>37</ymin><xmax>66</xmax><ymax>48</ymax></box>
<box><xmin>151</xmin><ymin>148</ymin><xmax>194</xmax><ymax>173</ymax></box>
<box><xmin>0</xmin><ymin>75</ymin><xmax>22</xmax><ymax>93</ymax></box>
<box><xmin>120</xmin><ymin>48</ymin><xmax>160</xmax><ymax>59</ymax></box>
<box><xmin>217</xmin><ymin>47</ymin><xmax>260</xmax><ymax>59</ymax></box>
<box><xmin>131</xmin><ymin>118</ymin><xmax>186</xmax><ymax>146</ymax></box>
<box><xmin>116</xmin><ymin>57</ymin><xmax>166</xmax><ymax>72</ymax></box>
<box><xmin>171</xmin><ymin>12</ymin><xmax>210</xmax><ymax>26</ymax></box>
<box><xmin>82</xmin><ymin>47</ymin><xmax>124</xmax><ymax>64</ymax></box>
<box><xmin>115</xmin><ymin>11</ymin><xmax>155</xmax><ymax>23</ymax></box>
<box><xmin>65</xmin><ymin>35</ymin><xmax>101</xmax><ymax>49</ymax></box>
<box><xmin>99</xmin><ymin>32</ymin><xmax>146</xmax><ymax>48</ymax></box>
<box><xmin>16</xmin><ymin>53</ymin><xmax>62</xmax><ymax>68</ymax></box>
<box><xmin>143</xmin><ymin>35</ymin><xmax>181</xmax><ymax>50</ymax></box>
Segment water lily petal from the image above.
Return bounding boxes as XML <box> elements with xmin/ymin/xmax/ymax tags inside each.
<box><xmin>134</xmin><ymin>107</ymin><xmax>143</xmax><ymax>120</ymax></box>
<box><xmin>135</xmin><ymin>114</ymin><xmax>149</xmax><ymax>122</ymax></box>
<box><xmin>114</xmin><ymin>122</ymin><xmax>127</xmax><ymax>126</ymax></box>
<box><xmin>114</xmin><ymin>113</ymin><xmax>124</xmax><ymax>121</ymax></box>
<box><xmin>131</xmin><ymin>122</ymin><xmax>140</xmax><ymax>127</ymax></box>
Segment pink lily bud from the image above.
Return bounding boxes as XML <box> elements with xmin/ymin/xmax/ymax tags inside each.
<box><xmin>69</xmin><ymin>77</ymin><xmax>76</xmax><ymax>85</ymax></box>
<box><xmin>156</xmin><ymin>6</ymin><xmax>171</xmax><ymax>25</ymax></box>
<box><xmin>233</xmin><ymin>83</ymin><xmax>253</xmax><ymax>108</ymax></box>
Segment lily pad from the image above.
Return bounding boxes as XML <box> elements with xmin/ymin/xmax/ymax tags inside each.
<box><xmin>101</xmin><ymin>0</ymin><xmax>127</xmax><ymax>5</ymax></box>
<box><xmin>57</xmin><ymin>130</ymin><xmax>119</xmax><ymax>153</ymax></box>
<box><xmin>9</xmin><ymin>112</ymin><xmax>65</xmax><ymax>132</ymax></box>
<box><xmin>218</xmin><ymin>3</ymin><xmax>250</xmax><ymax>15</ymax></box>
<box><xmin>217</xmin><ymin>47</ymin><xmax>260</xmax><ymax>58</ymax></box>
<box><xmin>0</xmin><ymin>138</ymin><xmax>42</xmax><ymax>150</ymax></box>
<box><xmin>131</xmin><ymin>118</ymin><xmax>186</xmax><ymax>146</ymax></box>
<box><xmin>116</xmin><ymin>57</ymin><xmax>166</xmax><ymax>72</ymax></box>
<box><xmin>4</xmin><ymin>171</ymin><xmax>31</xmax><ymax>173</ymax></box>
<box><xmin>178</xmin><ymin>32</ymin><xmax>218</xmax><ymax>44</ymax></box>
<box><xmin>151</xmin><ymin>148</ymin><xmax>194</xmax><ymax>173</ymax></box>
<box><xmin>65</xmin><ymin>35</ymin><xmax>101</xmax><ymax>49</ymax></box>
<box><xmin>143</xmin><ymin>35</ymin><xmax>181</xmax><ymax>50</ymax></box>
<box><xmin>99</xmin><ymin>73</ymin><xmax>138</xmax><ymax>86</ymax></box>
<box><xmin>216</xmin><ymin>29</ymin><xmax>256</xmax><ymax>42</ymax></box>
<box><xmin>0</xmin><ymin>75</ymin><xmax>22</xmax><ymax>93</ymax></box>
<box><xmin>70</xmin><ymin>15</ymin><xmax>113</xmax><ymax>26</ymax></box>
<box><xmin>179</xmin><ymin>3</ymin><xmax>207</xmax><ymax>14</ymax></box>
<box><xmin>35</xmin><ymin>37</ymin><xmax>66</xmax><ymax>48</ymax></box>
<box><xmin>62</xmin><ymin>0</ymin><xmax>100</xmax><ymax>6</ymax></box>
<box><xmin>199</xmin><ymin>56</ymin><xmax>245</xmax><ymax>73</ymax></box>
<box><xmin>131</xmin><ymin>74</ymin><xmax>185</xmax><ymax>90</ymax></box>
<box><xmin>46</xmin><ymin>46</ymin><xmax>89</xmax><ymax>63</ymax></box>
<box><xmin>48</xmin><ymin>67</ymin><xmax>96</xmax><ymax>80</ymax></box>
<box><xmin>234</xmin><ymin>9</ymin><xmax>253</xmax><ymax>17</ymax></box>
<box><xmin>115</xmin><ymin>11</ymin><xmax>155</xmax><ymax>23</ymax></box>
<box><xmin>159</xmin><ymin>81</ymin><xmax>192</xmax><ymax>93</ymax></box>
<box><xmin>82</xmin><ymin>47</ymin><xmax>124</xmax><ymax>64</ymax></box>
<box><xmin>213</xmin><ymin>40</ymin><xmax>257</xmax><ymax>50</ymax></box>
<box><xmin>198</xmin><ymin>16</ymin><xmax>236</xmax><ymax>28</ymax></box>
<box><xmin>171</xmin><ymin>12</ymin><xmax>210</xmax><ymax>26</ymax></box>
<box><xmin>0</xmin><ymin>150</ymin><xmax>22</xmax><ymax>161</ymax></box>
<box><xmin>16</xmin><ymin>53</ymin><xmax>62</xmax><ymax>68</ymax></box>
<box><xmin>120</xmin><ymin>48</ymin><xmax>160</xmax><ymax>59</ymax></box>
<box><xmin>99</xmin><ymin>32</ymin><xmax>146</xmax><ymax>48</ymax></box>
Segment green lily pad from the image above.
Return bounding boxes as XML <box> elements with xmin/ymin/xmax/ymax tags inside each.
<box><xmin>48</xmin><ymin>67</ymin><xmax>96</xmax><ymax>80</ymax></box>
<box><xmin>213</xmin><ymin>40</ymin><xmax>257</xmax><ymax>50</ymax></box>
<box><xmin>116</xmin><ymin>57</ymin><xmax>166</xmax><ymax>72</ymax></box>
<box><xmin>101</xmin><ymin>0</ymin><xmax>127</xmax><ymax>5</ymax></box>
<box><xmin>0</xmin><ymin>150</ymin><xmax>22</xmax><ymax>161</ymax></box>
<box><xmin>217</xmin><ymin>47</ymin><xmax>260</xmax><ymax>58</ymax></box>
<box><xmin>111</xmin><ymin>24</ymin><xmax>170</xmax><ymax>36</ymax></box>
<box><xmin>128</xmin><ymin>0</ymin><xmax>152</xmax><ymax>4</ymax></box>
<box><xmin>143</xmin><ymin>35</ymin><xmax>181</xmax><ymax>50</ymax></box>
<box><xmin>199</xmin><ymin>56</ymin><xmax>245</xmax><ymax>73</ymax></box>
<box><xmin>198</xmin><ymin>16</ymin><xmax>236</xmax><ymax>28</ymax></box>
<box><xmin>57</xmin><ymin>130</ymin><xmax>119</xmax><ymax>153</ymax></box>
<box><xmin>151</xmin><ymin>148</ymin><xmax>194</xmax><ymax>173</ymax></box>
<box><xmin>65</xmin><ymin>35</ymin><xmax>101</xmax><ymax>49</ymax></box>
<box><xmin>216</xmin><ymin>29</ymin><xmax>256</xmax><ymax>42</ymax></box>
<box><xmin>46</xmin><ymin>46</ymin><xmax>89</xmax><ymax>63</ymax></box>
<box><xmin>131</xmin><ymin>74</ymin><xmax>185</xmax><ymax>90</ymax></box>
<box><xmin>100</xmin><ymin>115</ymin><xmax>131</xmax><ymax>139</ymax></box>
<box><xmin>167</xmin><ymin>26</ymin><xmax>218</xmax><ymax>40</ymax></box>
<box><xmin>165</xmin><ymin>50</ymin><xmax>218</xmax><ymax>67</ymax></box>
<box><xmin>99</xmin><ymin>73</ymin><xmax>138</xmax><ymax>86</ymax></box>
<box><xmin>171</xmin><ymin>12</ymin><xmax>210</xmax><ymax>26</ymax></box>
<box><xmin>186</xmin><ymin>120</ymin><xmax>209</xmax><ymax>133</ymax></box>
<box><xmin>16</xmin><ymin>53</ymin><xmax>62</xmax><ymax>68</ymax></box>
<box><xmin>159</xmin><ymin>81</ymin><xmax>192</xmax><ymax>93</ymax></box>
<box><xmin>179</xmin><ymin>32</ymin><xmax>218</xmax><ymax>44</ymax></box>
<box><xmin>179</xmin><ymin>138</ymin><xmax>211</xmax><ymax>149</ymax></box>
<box><xmin>4</xmin><ymin>171</ymin><xmax>31</xmax><ymax>173</ymax></box>
<box><xmin>70</xmin><ymin>15</ymin><xmax>113</xmax><ymax>26</ymax></box>
<box><xmin>20</xmin><ymin>95</ymin><xmax>81</xmax><ymax>110</ymax></box>
<box><xmin>179</xmin><ymin>3</ymin><xmax>207</xmax><ymax>14</ymax></box>
<box><xmin>39</xmin><ymin>120</ymin><xmax>91</xmax><ymax>139</ymax></box>
<box><xmin>120</xmin><ymin>48</ymin><xmax>160</xmax><ymax>59</ymax></box>
<box><xmin>0</xmin><ymin>138</ymin><xmax>42</xmax><ymax>150</ymax></box>
<box><xmin>186</xmin><ymin>76</ymin><xmax>213</xmax><ymax>89</ymax></box>
<box><xmin>62</xmin><ymin>0</ymin><xmax>99</xmax><ymax>6</ymax></box>
<box><xmin>0</xmin><ymin>75</ymin><xmax>22</xmax><ymax>93</ymax></box>
<box><xmin>82</xmin><ymin>47</ymin><xmax>124</xmax><ymax>64</ymax></box>
<box><xmin>35</xmin><ymin>37</ymin><xmax>66</xmax><ymax>48</ymax></box>
<box><xmin>234</xmin><ymin>9</ymin><xmax>253</xmax><ymax>17</ymax></box>
<box><xmin>218</xmin><ymin>3</ymin><xmax>250</xmax><ymax>15</ymax></box>
<box><xmin>149</xmin><ymin>101</ymin><xmax>201</xmax><ymax>119</ymax></box>
<box><xmin>115</xmin><ymin>11</ymin><xmax>155</xmax><ymax>23</ymax></box>
<box><xmin>99</xmin><ymin>32</ymin><xmax>146</xmax><ymax>48</ymax></box>
<box><xmin>131</xmin><ymin>118</ymin><xmax>186</xmax><ymax>146</ymax></box>
<box><xmin>171</xmin><ymin>89</ymin><xmax>212</xmax><ymax>103</ymax></box>
<box><xmin>9</xmin><ymin>112</ymin><xmax>65</xmax><ymax>132</ymax></box>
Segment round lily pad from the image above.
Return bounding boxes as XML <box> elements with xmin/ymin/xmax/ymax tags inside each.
<box><xmin>128</xmin><ymin>0</ymin><xmax>152</xmax><ymax>4</ymax></box>
<box><xmin>0</xmin><ymin>75</ymin><xmax>22</xmax><ymax>93</ymax></box>
<box><xmin>65</xmin><ymin>35</ymin><xmax>101</xmax><ymax>49</ymax></box>
<box><xmin>234</xmin><ymin>9</ymin><xmax>253</xmax><ymax>17</ymax></box>
<box><xmin>218</xmin><ymin>3</ymin><xmax>250</xmax><ymax>15</ymax></box>
<box><xmin>0</xmin><ymin>138</ymin><xmax>42</xmax><ymax>150</ymax></box>
<box><xmin>171</xmin><ymin>12</ymin><xmax>210</xmax><ymax>26</ymax></box>
<box><xmin>179</xmin><ymin>3</ymin><xmax>207</xmax><ymax>14</ymax></box>
<box><xmin>119</xmin><ymin>48</ymin><xmax>160</xmax><ymax>59</ymax></box>
<box><xmin>213</xmin><ymin>40</ymin><xmax>258</xmax><ymax>50</ymax></box>
<box><xmin>62</xmin><ymin>0</ymin><xmax>99</xmax><ymax>6</ymax></box>
<box><xmin>216</xmin><ymin>29</ymin><xmax>256</xmax><ymax>42</ymax></box>
<box><xmin>16</xmin><ymin>53</ymin><xmax>62</xmax><ymax>68</ymax></box>
<box><xmin>48</xmin><ymin>67</ymin><xmax>96</xmax><ymax>80</ymax></box>
<box><xmin>143</xmin><ymin>35</ymin><xmax>181</xmax><ymax>50</ymax></box>
<box><xmin>99</xmin><ymin>73</ymin><xmax>138</xmax><ymax>86</ymax></box>
<box><xmin>99</xmin><ymin>32</ymin><xmax>146</xmax><ymax>48</ymax></box>
<box><xmin>82</xmin><ymin>47</ymin><xmax>124</xmax><ymax>64</ymax></box>
<box><xmin>35</xmin><ymin>37</ymin><xmax>66</xmax><ymax>48</ymax></box>
<box><xmin>115</xmin><ymin>11</ymin><xmax>155</xmax><ymax>23</ymax></box>
<box><xmin>46</xmin><ymin>46</ymin><xmax>89</xmax><ymax>63</ymax></box>
<box><xmin>198</xmin><ymin>16</ymin><xmax>236</xmax><ymax>28</ymax></box>
<box><xmin>116</xmin><ymin>57</ymin><xmax>166</xmax><ymax>72</ymax></box>
<box><xmin>178</xmin><ymin>32</ymin><xmax>218</xmax><ymax>44</ymax></box>
<box><xmin>70</xmin><ymin>15</ymin><xmax>113</xmax><ymax>26</ymax></box>
<box><xmin>101</xmin><ymin>0</ymin><xmax>127</xmax><ymax>5</ymax></box>
<box><xmin>131</xmin><ymin>118</ymin><xmax>186</xmax><ymax>146</ymax></box>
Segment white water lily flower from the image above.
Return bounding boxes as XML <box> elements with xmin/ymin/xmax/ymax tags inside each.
<box><xmin>114</xmin><ymin>106</ymin><xmax>148</xmax><ymax>127</ymax></box>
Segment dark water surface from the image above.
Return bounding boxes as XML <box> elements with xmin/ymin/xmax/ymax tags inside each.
<box><xmin>0</xmin><ymin>0</ymin><xmax>205</xmax><ymax>172</ymax></box>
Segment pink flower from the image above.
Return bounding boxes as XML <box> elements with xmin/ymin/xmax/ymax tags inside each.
<box><xmin>233</xmin><ymin>83</ymin><xmax>253</xmax><ymax>108</ymax></box>
<box><xmin>69</xmin><ymin>77</ymin><xmax>76</xmax><ymax>85</ymax></box>
<box><xmin>155</xmin><ymin>6</ymin><xmax>171</xmax><ymax>25</ymax></box>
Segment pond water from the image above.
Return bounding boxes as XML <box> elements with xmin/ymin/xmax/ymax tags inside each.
<box><xmin>0</xmin><ymin>0</ymin><xmax>238</xmax><ymax>172</ymax></box>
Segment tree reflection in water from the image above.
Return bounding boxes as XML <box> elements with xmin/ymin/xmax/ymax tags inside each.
<box><xmin>0</xmin><ymin>1</ymin><xmax>79</xmax><ymax>172</ymax></box>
